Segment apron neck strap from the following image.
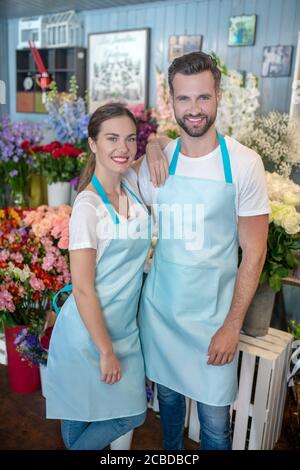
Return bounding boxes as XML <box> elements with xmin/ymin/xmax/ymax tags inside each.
<box><xmin>91</xmin><ymin>174</ymin><xmax>120</xmax><ymax>224</ymax></box>
<box><xmin>168</xmin><ymin>131</ymin><xmax>233</xmax><ymax>184</ymax></box>
<box><xmin>217</xmin><ymin>131</ymin><xmax>233</xmax><ymax>184</ymax></box>
<box><xmin>121</xmin><ymin>181</ymin><xmax>146</xmax><ymax>209</ymax></box>
<box><xmin>169</xmin><ymin>138</ymin><xmax>181</xmax><ymax>175</ymax></box>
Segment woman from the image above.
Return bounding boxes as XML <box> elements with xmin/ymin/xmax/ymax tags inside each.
<box><xmin>45</xmin><ymin>104</ymin><xmax>151</xmax><ymax>450</ymax></box>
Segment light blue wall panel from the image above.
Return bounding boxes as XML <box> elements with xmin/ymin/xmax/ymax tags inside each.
<box><xmin>0</xmin><ymin>19</ymin><xmax>9</xmax><ymax>117</ymax></box>
<box><xmin>7</xmin><ymin>0</ymin><xmax>300</xmax><ymax>123</ymax></box>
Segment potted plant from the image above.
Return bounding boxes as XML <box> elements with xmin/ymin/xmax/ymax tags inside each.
<box><xmin>243</xmin><ymin>172</ymin><xmax>300</xmax><ymax>337</ymax></box>
<box><xmin>23</xmin><ymin>141</ymin><xmax>83</xmax><ymax>207</ymax></box>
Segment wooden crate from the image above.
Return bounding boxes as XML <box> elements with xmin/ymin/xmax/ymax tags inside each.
<box><xmin>188</xmin><ymin>328</ymin><xmax>293</xmax><ymax>449</ymax></box>
<box><xmin>0</xmin><ymin>333</ymin><xmax>7</xmax><ymax>365</ymax></box>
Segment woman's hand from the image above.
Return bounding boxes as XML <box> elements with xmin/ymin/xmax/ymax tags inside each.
<box><xmin>146</xmin><ymin>139</ymin><xmax>170</xmax><ymax>187</ymax></box>
<box><xmin>100</xmin><ymin>351</ymin><xmax>122</xmax><ymax>384</ymax></box>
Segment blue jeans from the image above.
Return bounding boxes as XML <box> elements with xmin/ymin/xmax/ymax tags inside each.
<box><xmin>61</xmin><ymin>411</ymin><xmax>146</xmax><ymax>450</ymax></box>
<box><xmin>157</xmin><ymin>384</ymin><xmax>231</xmax><ymax>450</ymax></box>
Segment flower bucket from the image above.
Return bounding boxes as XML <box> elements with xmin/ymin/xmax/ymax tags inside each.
<box><xmin>47</xmin><ymin>182</ymin><xmax>71</xmax><ymax>207</ymax></box>
<box><xmin>4</xmin><ymin>326</ymin><xmax>41</xmax><ymax>394</ymax></box>
<box><xmin>110</xmin><ymin>430</ymin><xmax>134</xmax><ymax>450</ymax></box>
<box><xmin>242</xmin><ymin>284</ymin><xmax>275</xmax><ymax>337</ymax></box>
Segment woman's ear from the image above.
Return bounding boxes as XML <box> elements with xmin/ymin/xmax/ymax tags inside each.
<box><xmin>88</xmin><ymin>137</ymin><xmax>96</xmax><ymax>154</ymax></box>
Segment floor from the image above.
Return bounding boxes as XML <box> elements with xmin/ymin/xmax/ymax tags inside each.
<box><xmin>0</xmin><ymin>365</ymin><xmax>295</xmax><ymax>450</ymax></box>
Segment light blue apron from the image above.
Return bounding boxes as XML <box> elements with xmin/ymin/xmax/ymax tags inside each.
<box><xmin>139</xmin><ymin>132</ymin><xmax>239</xmax><ymax>406</ymax></box>
<box><xmin>46</xmin><ymin>174</ymin><xmax>151</xmax><ymax>421</ymax></box>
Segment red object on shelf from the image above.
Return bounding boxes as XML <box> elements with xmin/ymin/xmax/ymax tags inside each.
<box><xmin>4</xmin><ymin>326</ymin><xmax>41</xmax><ymax>394</ymax></box>
<box><xmin>28</xmin><ymin>40</ymin><xmax>52</xmax><ymax>99</ymax></box>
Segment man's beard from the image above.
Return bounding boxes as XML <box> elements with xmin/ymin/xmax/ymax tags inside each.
<box><xmin>175</xmin><ymin>111</ymin><xmax>217</xmax><ymax>137</ymax></box>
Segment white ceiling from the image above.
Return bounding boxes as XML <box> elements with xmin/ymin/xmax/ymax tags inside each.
<box><xmin>0</xmin><ymin>0</ymin><xmax>167</xmax><ymax>19</ymax></box>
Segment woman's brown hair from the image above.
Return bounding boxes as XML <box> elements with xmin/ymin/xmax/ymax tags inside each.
<box><xmin>77</xmin><ymin>103</ymin><xmax>137</xmax><ymax>193</ymax></box>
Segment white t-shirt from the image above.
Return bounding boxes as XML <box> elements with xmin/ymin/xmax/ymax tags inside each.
<box><xmin>138</xmin><ymin>136</ymin><xmax>270</xmax><ymax>218</ymax></box>
<box><xmin>69</xmin><ymin>169</ymin><xmax>147</xmax><ymax>263</ymax></box>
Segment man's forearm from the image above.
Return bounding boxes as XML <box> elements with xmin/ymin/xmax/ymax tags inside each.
<box><xmin>223</xmin><ymin>249</ymin><xmax>267</xmax><ymax>332</ymax></box>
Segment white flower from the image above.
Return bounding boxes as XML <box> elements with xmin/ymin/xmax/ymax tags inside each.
<box><xmin>266</xmin><ymin>171</ymin><xmax>300</xmax><ymax>206</ymax></box>
<box><xmin>8</xmin><ymin>263</ymin><xmax>31</xmax><ymax>282</ymax></box>
<box><xmin>242</xmin><ymin>112</ymin><xmax>300</xmax><ymax>176</ymax></box>
<box><xmin>270</xmin><ymin>201</ymin><xmax>300</xmax><ymax>234</ymax></box>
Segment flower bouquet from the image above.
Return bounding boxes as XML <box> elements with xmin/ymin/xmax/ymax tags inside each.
<box><xmin>0</xmin><ymin>206</ymin><xmax>71</xmax><ymax>331</ymax></box>
<box><xmin>15</xmin><ymin>325</ymin><xmax>53</xmax><ymax>367</ymax></box>
<box><xmin>241</xmin><ymin>112</ymin><xmax>300</xmax><ymax>178</ymax></box>
<box><xmin>0</xmin><ymin>116</ymin><xmax>43</xmax><ymax>207</ymax></box>
<box><xmin>129</xmin><ymin>105</ymin><xmax>158</xmax><ymax>159</ymax></box>
<box><xmin>263</xmin><ymin>172</ymin><xmax>300</xmax><ymax>292</ymax></box>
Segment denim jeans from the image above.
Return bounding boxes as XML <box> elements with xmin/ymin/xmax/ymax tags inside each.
<box><xmin>157</xmin><ymin>384</ymin><xmax>231</xmax><ymax>450</ymax></box>
<box><xmin>61</xmin><ymin>411</ymin><xmax>146</xmax><ymax>450</ymax></box>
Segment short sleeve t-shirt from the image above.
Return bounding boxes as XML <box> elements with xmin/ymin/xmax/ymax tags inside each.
<box><xmin>138</xmin><ymin>136</ymin><xmax>270</xmax><ymax>218</ymax></box>
<box><xmin>69</xmin><ymin>168</ymin><xmax>147</xmax><ymax>263</ymax></box>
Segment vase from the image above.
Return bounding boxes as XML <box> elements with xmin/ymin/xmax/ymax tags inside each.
<box><xmin>47</xmin><ymin>182</ymin><xmax>71</xmax><ymax>207</ymax></box>
<box><xmin>110</xmin><ymin>430</ymin><xmax>134</xmax><ymax>450</ymax></box>
<box><xmin>28</xmin><ymin>174</ymin><xmax>48</xmax><ymax>208</ymax></box>
<box><xmin>242</xmin><ymin>284</ymin><xmax>276</xmax><ymax>337</ymax></box>
<box><xmin>4</xmin><ymin>325</ymin><xmax>41</xmax><ymax>394</ymax></box>
<box><xmin>9</xmin><ymin>186</ymin><xmax>29</xmax><ymax>208</ymax></box>
<box><xmin>39</xmin><ymin>363</ymin><xmax>47</xmax><ymax>398</ymax></box>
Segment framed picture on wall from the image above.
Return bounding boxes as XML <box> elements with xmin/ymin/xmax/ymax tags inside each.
<box><xmin>168</xmin><ymin>35</ymin><xmax>203</xmax><ymax>62</ymax></box>
<box><xmin>228</xmin><ymin>15</ymin><xmax>256</xmax><ymax>46</ymax></box>
<box><xmin>88</xmin><ymin>28</ymin><xmax>149</xmax><ymax>113</ymax></box>
<box><xmin>262</xmin><ymin>45</ymin><xmax>293</xmax><ymax>77</ymax></box>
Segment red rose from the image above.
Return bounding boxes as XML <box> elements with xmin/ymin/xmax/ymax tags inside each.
<box><xmin>51</xmin><ymin>148</ymin><xmax>62</xmax><ymax>158</ymax></box>
<box><xmin>40</xmin><ymin>326</ymin><xmax>53</xmax><ymax>350</ymax></box>
<box><xmin>21</xmin><ymin>140</ymin><xmax>31</xmax><ymax>151</ymax></box>
<box><xmin>31</xmin><ymin>145</ymin><xmax>44</xmax><ymax>153</ymax></box>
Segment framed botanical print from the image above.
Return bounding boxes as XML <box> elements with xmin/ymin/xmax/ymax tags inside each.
<box><xmin>88</xmin><ymin>28</ymin><xmax>150</xmax><ymax>113</ymax></box>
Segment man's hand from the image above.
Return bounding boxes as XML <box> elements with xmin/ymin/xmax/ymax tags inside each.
<box><xmin>207</xmin><ymin>322</ymin><xmax>240</xmax><ymax>366</ymax></box>
<box><xmin>145</xmin><ymin>140</ymin><xmax>169</xmax><ymax>187</ymax></box>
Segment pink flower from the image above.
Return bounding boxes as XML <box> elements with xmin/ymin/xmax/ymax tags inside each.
<box><xmin>0</xmin><ymin>287</ymin><xmax>15</xmax><ymax>312</ymax></box>
<box><xmin>10</xmin><ymin>252</ymin><xmax>24</xmax><ymax>263</ymax></box>
<box><xmin>42</xmin><ymin>253</ymin><xmax>56</xmax><ymax>271</ymax></box>
<box><xmin>0</xmin><ymin>250</ymin><xmax>10</xmax><ymax>262</ymax></box>
<box><xmin>29</xmin><ymin>276</ymin><xmax>45</xmax><ymax>291</ymax></box>
<box><xmin>58</xmin><ymin>237</ymin><xmax>69</xmax><ymax>250</ymax></box>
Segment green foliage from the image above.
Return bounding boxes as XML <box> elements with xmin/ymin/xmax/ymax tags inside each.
<box><xmin>288</xmin><ymin>320</ymin><xmax>300</xmax><ymax>340</ymax></box>
<box><xmin>260</xmin><ymin>222</ymin><xmax>300</xmax><ymax>293</ymax></box>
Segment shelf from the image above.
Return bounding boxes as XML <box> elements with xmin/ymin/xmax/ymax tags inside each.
<box><xmin>16</xmin><ymin>47</ymin><xmax>86</xmax><ymax>113</ymax></box>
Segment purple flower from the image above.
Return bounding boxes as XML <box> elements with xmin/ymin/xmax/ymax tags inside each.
<box><xmin>14</xmin><ymin>328</ymin><xmax>28</xmax><ymax>345</ymax></box>
<box><xmin>9</xmin><ymin>170</ymin><xmax>18</xmax><ymax>177</ymax></box>
<box><xmin>26</xmin><ymin>334</ymin><xmax>39</xmax><ymax>348</ymax></box>
<box><xmin>70</xmin><ymin>176</ymin><xmax>80</xmax><ymax>190</ymax></box>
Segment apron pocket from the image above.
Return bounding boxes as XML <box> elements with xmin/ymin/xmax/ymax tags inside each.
<box><xmin>153</xmin><ymin>257</ymin><xmax>220</xmax><ymax>320</ymax></box>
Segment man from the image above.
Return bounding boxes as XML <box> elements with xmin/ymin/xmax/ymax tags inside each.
<box><xmin>137</xmin><ymin>52</ymin><xmax>269</xmax><ymax>450</ymax></box>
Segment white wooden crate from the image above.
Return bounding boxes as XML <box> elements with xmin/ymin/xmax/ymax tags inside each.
<box><xmin>0</xmin><ymin>333</ymin><xmax>7</xmax><ymax>365</ymax></box>
<box><xmin>188</xmin><ymin>328</ymin><xmax>293</xmax><ymax>450</ymax></box>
